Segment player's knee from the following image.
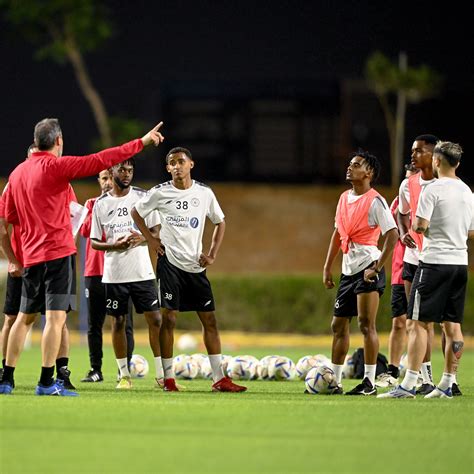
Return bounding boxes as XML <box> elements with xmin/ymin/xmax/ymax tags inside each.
<box><xmin>358</xmin><ymin>317</ymin><xmax>375</xmax><ymax>336</ymax></box>
<box><xmin>146</xmin><ymin>311</ymin><xmax>162</xmax><ymax>328</ymax></box>
<box><xmin>162</xmin><ymin>311</ymin><xmax>177</xmax><ymax>329</ymax></box>
<box><xmin>112</xmin><ymin>315</ymin><xmax>126</xmax><ymax>331</ymax></box>
<box><xmin>201</xmin><ymin>313</ymin><xmax>218</xmax><ymax>331</ymax></box>
<box><xmin>331</xmin><ymin>318</ymin><xmax>347</xmax><ymax>337</ymax></box>
<box><xmin>4</xmin><ymin>315</ymin><xmax>17</xmax><ymax>328</ymax></box>
<box><xmin>392</xmin><ymin>316</ymin><xmax>406</xmax><ymax>332</ymax></box>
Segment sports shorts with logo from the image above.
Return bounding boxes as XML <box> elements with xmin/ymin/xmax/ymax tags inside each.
<box><xmin>391</xmin><ymin>284</ymin><xmax>407</xmax><ymax>318</ymax></box>
<box><xmin>333</xmin><ymin>263</ymin><xmax>386</xmax><ymax>318</ymax></box>
<box><xmin>20</xmin><ymin>255</ymin><xmax>76</xmax><ymax>313</ymax></box>
<box><xmin>407</xmin><ymin>262</ymin><xmax>467</xmax><ymax>324</ymax></box>
<box><xmin>401</xmin><ymin>261</ymin><xmax>418</xmax><ymax>283</ymax></box>
<box><xmin>104</xmin><ymin>279</ymin><xmax>159</xmax><ymax>316</ymax></box>
<box><xmin>158</xmin><ymin>253</ymin><xmax>215</xmax><ymax>312</ymax></box>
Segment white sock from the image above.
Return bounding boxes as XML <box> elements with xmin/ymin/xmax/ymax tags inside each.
<box><xmin>364</xmin><ymin>364</ymin><xmax>376</xmax><ymax>386</ymax></box>
<box><xmin>331</xmin><ymin>364</ymin><xmax>343</xmax><ymax>384</ymax></box>
<box><xmin>162</xmin><ymin>358</ymin><xmax>174</xmax><ymax>379</ymax></box>
<box><xmin>154</xmin><ymin>356</ymin><xmax>164</xmax><ymax>380</ymax></box>
<box><xmin>438</xmin><ymin>372</ymin><xmax>455</xmax><ymax>391</ymax></box>
<box><xmin>116</xmin><ymin>358</ymin><xmax>130</xmax><ymax>377</ymax></box>
<box><xmin>420</xmin><ymin>362</ymin><xmax>433</xmax><ymax>384</ymax></box>
<box><xmin>401</xmin><ymin>369</ymin><xmax>418</xmax><ymax>391</ymax></box>
<box><xmin>208</xmin><ymin>354</ymin><xmax>225</xmax><ymax>382</ymax></box>
<box><xmin>453</xmin><ymin>373</ymin><xmax>457</xmax><ymax>384</ymax></box>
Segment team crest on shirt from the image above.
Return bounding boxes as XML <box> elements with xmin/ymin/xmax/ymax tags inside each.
<box><xmin>191</xmin><ymin>198</ymin><xmax>200</xmax><ymax>207</ymax></box>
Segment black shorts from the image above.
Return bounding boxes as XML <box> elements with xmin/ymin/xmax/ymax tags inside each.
<box><xmin>333</xmin><ymin>263</ymin><xmax>386</xmax><ymax>318</ymax></box>
<box><xmin>3</xmin><ymin>274</ymin><xmax>22</xmax><ymax>316</ymax></box>
<box><xmin>391</xmin><ymin>284</ymin><xmax>407</xmax><ymax>318</ymax></box>
<box><xmin>105</xmin><ymin>279</ymin><xmax>159</xmax><ymax>316</ymax></box>
<box><xmin>20</xmin><ymin>255</ymin><xmax>76</xmax><ymax>313</ymax></box>
<box><xmin>158</xmin><ymin>254</ymin><xmax>215</xmax><ymax>312</ymax></box>
<box><xmin>402</xmin><ymin>262</ymin><xmax>418</xmax><ymax>283</ymax></box>
<box><xmin>407</xmin><ymin>262</ymin><xmax>467</xmax><ymax>324</ymax></box>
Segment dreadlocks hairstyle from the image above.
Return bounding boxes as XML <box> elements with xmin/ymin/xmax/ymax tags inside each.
<box><xmin>433</xmin><ymin>141</ymin><xmax>463</xmax><ymax>167</ymax></box>
<box><xmin>350</xmin><ymin>149</ymin><xmax>381</xmax><ymax>184</ymax></box>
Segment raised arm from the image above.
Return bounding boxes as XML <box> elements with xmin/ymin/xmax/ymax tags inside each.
<box><xmin>58</xmin><ymin>122</ymin><xmax>165</xmax><ymax>180</ymax></box>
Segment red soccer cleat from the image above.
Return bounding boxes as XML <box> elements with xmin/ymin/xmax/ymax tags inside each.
<box><xmin>212</xmin><ymin>376</ymin><xmax>247</xmax><ymax>392</ymax></box>
<box><xmin>163</xmin><ymin>378</ymin><xmax>180</xmax><ymax>392</ymax></box>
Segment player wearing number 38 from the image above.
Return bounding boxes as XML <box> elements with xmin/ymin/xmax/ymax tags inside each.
<box><xmin>131</xmin><ymin>147</ymin><xmax>246</xmax><ymax>392</ymax></box>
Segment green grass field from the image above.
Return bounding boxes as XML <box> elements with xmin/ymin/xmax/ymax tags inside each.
<box><xmin>1</xmin><ymin>345</ymin><xmax>472</xmax><ymax>474</ymax></box>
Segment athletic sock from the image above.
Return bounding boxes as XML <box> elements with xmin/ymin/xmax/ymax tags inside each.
<box><xmin>208</xmin><ymin>354</ymin><xmax>225</xmax><ymax>382</ymax></box>
<box><xmin>364</xmin><ymin>364</ymin><xmax>376</xmax><ymax>386</ymax></box>
<box><xmin>162</xmin><ymin>358</ymin><xmax>174</xmax><ymax>379</ymax></box>
<box><xmin>2</xmin><ymin>365</ymin><xmax>15</xmax><ymax>384</ymax></box>
<box><xmin>56</xmin><ymin>357</ymin><xmax>69</xmax><ymax>375</ymax></box>
<box><xmin>2</xmin><ymin>358</ymin><xmax>5</xmax><ymax>369</ymax></box>
<box><xmin>387</xmin><ymin>364</ymin><xmax>400</xmax><ymax>378</ymax></box>
<box><xmin>92</xmin><ymin>364</ymin><xmax>102</xmax><ymax>373</ymax></box>
<box><xmin>39</xmin><ymin>366</ymin><xmax>55</xmax><ymax>387</ymax></box>
<box><xmin>154</xmin><ymin>356</ymin><xmax>164</xmax><ymax>379</ymax></box>
<box><xmin>331</xmin><ymin>363</ymin><xmax>343</xmax><ymax>384</ymax></box>
<box><xmin>401</xmin><ymin>369</ymin><xmax>418</xmax><ymax>391</ymax></box>
<box><xmin>438</xmin><ymin>372</ymin><xmax>455</xmax><ymax>391</ymax></box>
<box><xmin>116</xmin><ymin>358</ymin><xmax>130</xmax><ymax>377</ymax></box>
<box><xmin>420</xmin><ymin>362</ymin><xmax>433</xmax><ymax>384</ymax></box>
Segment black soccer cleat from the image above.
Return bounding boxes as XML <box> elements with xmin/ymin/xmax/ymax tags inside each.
<box><xmin>57</xmin><ymin>366</ymin><xmax>76</xmax><ymax>390</ymax></box>
<box><xmin>345</xmin><ymin>377</ymin><xmax>377</xmax><ymax>396</ymax></box>
<box><xmin>416</xmin><ymin>383</ymin><xmax>435</xmax><ymax>395</ymax></box>
<box><xmin>81</xmin><ymin>369</ymin><xmax>104</xmax><ymax>383</ymax></box>
<box><xmin>451</xmin><ymin>383</ymin><xmax>462</xmax><ymax>397</ymax></box>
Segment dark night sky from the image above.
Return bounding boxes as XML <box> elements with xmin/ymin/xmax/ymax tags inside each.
<box><xmin>1</xmin><ymin>1</ymin><xmax>473</xmax><ymax>183</ymax></box>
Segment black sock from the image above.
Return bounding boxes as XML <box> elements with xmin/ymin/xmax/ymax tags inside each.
<box><xmin>2</xmin><ymin>365</ymin><xmax>15</xmax><ymax>384</ymax></box>
<box><xmin>387</xmin><ymin>364</ymin><xmax>400</xmax><ymax>378</ymax></box>
<box><xmin>39</xmin><ymin>366</ymin><xmax>55</xmax><ymax>386</ymax></box>
<box><xmin>92</xmin><ymin>365</ymin><xmax>102</xmax><ymax>373</ymax></box>
<box><xmin>2</xmin><ymin>358</ymin><xmax>5</xmax><ymax>369</ymax></box>
<box><xmin>56</xmin><ymin>357</ymin><xmax>69</xmax><ymax>375</ymax></box>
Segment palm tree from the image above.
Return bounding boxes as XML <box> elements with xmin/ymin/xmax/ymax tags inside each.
<box><xmin>365</xmin><ymin>51</ymin><xmax>442</xmax><ymax>189</ymax></box>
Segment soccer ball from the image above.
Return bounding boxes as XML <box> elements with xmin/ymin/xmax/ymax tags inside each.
<box><xmin>342</xmin><ymin>355</ymin><xmax>355</xmax><ymax>379</ymax></box>
<box><xmin>313</xmin><ymin>353</ymin><xmax>331</xmax><ymax>367</ymax></box>
<box><xmin>305</xmin><ymin>366</ymin><xmax>339</xmax><ymax>394</ymax></box>
<box><xmin>227</xmin><ymin>355</ymin><xmax>258</xmax><ymax>380</ymax></box>
<box><xmin>176</xmin><ymin>333</ymin><xmax>198</xmax><ymax>352</ymax></box>
<box><xmin>221</xmin><ymin>354</ymin><xmax>234</xmax><ymax>376</ymax></box>
<box><xmin>199</xmin><ymin>357</ymin><xmax>213</xmax><ymax>379</ymax></box>
<box><xmin>256</xmin><ymin>355</ymin><xmax>279</xmax><ymax>380</ymax></box>
<box><xmin>173</xmin><ymin>355</ymin><xmax>199</xmax><ymax>379</ymax></box>
<box><xmin>129</xmin><ymin>354</ymin><xmax>149</xmax><ymax>378</ymax></box>
<box><xmin>268</xmin><ymin>356</ymin><xmax>296</xmax><ymax>381</ymax></box>
<box><xmin>296</xmin><ymin>355</ymin><xmax>319</xmax><ymax>380</ymax></box>
<box><xmin>190</xmin><ymin>353</ymin><xmax>207</xmax><ymax>378</ymax></box>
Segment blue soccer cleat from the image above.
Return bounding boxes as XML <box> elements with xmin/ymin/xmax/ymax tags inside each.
<box><xmin>424</xmin><ymin>386</ymin><xmax>453</xmax><ymax>399</ymax></box>
<box><xmin>0</xmin><ymin>380</ymin><xmax>14</xmax><ymax>395</ymax></box>
<box><xmin>35</xmin><ymin>380</ymin><xmax>79</xmax><ymax>396</ymax></box>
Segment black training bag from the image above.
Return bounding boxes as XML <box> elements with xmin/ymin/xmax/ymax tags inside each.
<box><xmin>351</xmin><ymin>347</ymin><xmax>388</xmax><ymax>379</ymax></box>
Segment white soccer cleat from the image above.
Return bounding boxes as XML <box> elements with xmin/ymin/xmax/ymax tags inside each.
<box><xmin>424</xmin><ymin>386</ymin><xmax>453</xmax><ymax>399</ymax></box>
<box><xmin>375</xmin><ymin>372</ymin><xmax>398</xmax><ymax>388</ymax></box>
<box><xmin>377</xmin><ymin>385</ymin><xmax>415</xmax><ymax>398</ymax></box>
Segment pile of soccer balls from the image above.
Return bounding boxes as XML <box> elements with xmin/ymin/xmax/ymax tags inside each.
<box><xmin>128</xmin><ymin>352</ymin><xmax>358</xmax><ymax>395</ymax></box>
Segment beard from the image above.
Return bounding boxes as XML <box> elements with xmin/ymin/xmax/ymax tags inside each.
<box><xmin>114</xmin><ymin>176</ymin><xmax>130</xmax><ymax>190</ymax></box>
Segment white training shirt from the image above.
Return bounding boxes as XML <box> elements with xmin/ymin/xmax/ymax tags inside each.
<box><xmin>91</xmin><ymin>187</ymin><xmax>160</xmax><ymax>283</ymax></box>
<box><xmin>134</xmin><ymin>180</ymin><xmax>225</xmax><ymax>273</ymax></box>
<box><xmin>338</xmin><ymin>191</ymin><xmax>397</xmax><ymax>276</ymax></box>
<box><xmin>416</xmin><ymin>177</ymin><xmax>473</xmax><ymax>265</ymax></box>
<box><xmin>398</xmin><ymin>175</ymin><xmax>436</xmax><ymax>265</ymax></box>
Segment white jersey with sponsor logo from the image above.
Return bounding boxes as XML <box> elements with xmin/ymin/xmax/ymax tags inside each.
<box><xmin>134</xmin><ymin>180</ymin><xmax>225</xmax><ymax>273</ymax></box>
<box><xmin>91</xmin><ymin>186</ymin><xmax>160</xmax><ymax>283</ymax></box>
<box><xmin>416</xmin><ymin>177</ymin><xmax>473</xmax><ymax>265</ymax></box>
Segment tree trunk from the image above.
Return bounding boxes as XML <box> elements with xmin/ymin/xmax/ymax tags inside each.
<box><xmin>65</xmin><ymin>40</ymin><xmax>112</xmax><ymax>148</ymax></box>
<box><xmin>393</xmin><ymin>52</ymin><xmax>407</xmax><ymax>190</ymax></box>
